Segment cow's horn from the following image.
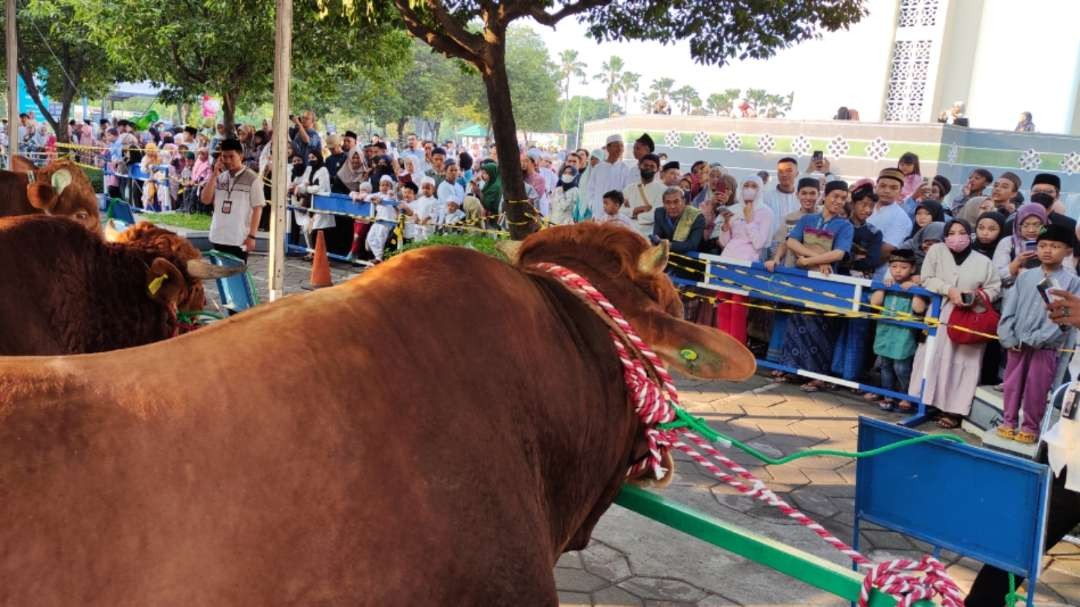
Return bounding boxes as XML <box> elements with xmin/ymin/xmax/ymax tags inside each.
<box><xmin>51</xmin><ymin>169</ymin><xmax>72</xmax><ymax>195</ymax></box>
<box><xmin>637</xmin><ymin>240</ymin><xmax>669</xmax><ymax>276</ymax></box>
<box><xmin>495</xmin><ymin>239</ymin><xmax>522</xmax><ymax>264</ymax></box>
<box><xmin>186</xmin><ymin>259</ymin><xmax>245</xmax><ymax>279</ymax></box>
<box><xmin>104</xmin><ymin>219</ymin><xmax>123</xmax><ymax>242</ymax></box>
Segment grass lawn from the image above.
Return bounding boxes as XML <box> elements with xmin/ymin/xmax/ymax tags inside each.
<box><xmin>148</xmin><ymin>213</ymin><xmax>213</xmax><ymax>231</ymax></box>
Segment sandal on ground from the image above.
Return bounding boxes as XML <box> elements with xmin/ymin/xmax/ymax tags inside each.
<box><xmin>769</xmin><ymin>370</ymin><xmax>785</xmax><ymax>379</ymax></box>
<box><xmin>996</xmin><ymin>426</ymin><xmax>1016</xmax><ymax>440</ymax></box>
<box><xmin>303</xmin><ymin>254</ymin><xmax>314</xmax><ymax>262</ymax></box>
<box><xmin>800</xmin><ymin>380</ymin><xmax>827</xmax><ymax>393</ymax></box>
<box><xmin>1014</xmin><ymin>431</ymin><xmax>1038</xmax><ymax>444</ymax></box>
<box><xmin>878</xmin><ymin>398</ymin><xmax>896</xmax><ymax>411</ymax></box>
<box><xmin>936</xmin><ymin>415</ymin><xmax>961</xmax><ymax>429</ymax></box>
<box><xmin>895</xmin><ymin>401</ymin><xmax>915</xmax><ymax>413</ymax></box>
<box><xmin>863</xmin><ymin>391</ymin><xmax>881</xmax><ymax>401</ymax></box>
<box><xmin>769</xmin><ymin>374</ymin><xmax>791</xmax><ymax>383</ymax></box>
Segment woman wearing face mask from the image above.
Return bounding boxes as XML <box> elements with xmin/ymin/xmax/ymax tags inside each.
<box><xmin>295</xmin><ymin>151</ymin><xmax>335</xmax><ymax>261</ymax></box>
<box><xmin>711</xmin><ymin>175</ymin><xmax>774</xmax><ymax>343</ymax></box>
<box><xmin>549</xmin><ymin>165</ymin><xmax>581</xmax><ymax>225</ymax></box>
<box><xmin>914</xmin><ymin>219</ymin><xmax>1001</xmax><ymax>428</ymax></box>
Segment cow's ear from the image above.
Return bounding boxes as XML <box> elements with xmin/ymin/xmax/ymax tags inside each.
<box><xmin>642</xmin><ymin>313</ymin><xmax>757</xmax><ymax>381</ymax></box>
<box><xmin>146</xmin><ymin>258</ymin><xmax>185</xmax><ymax>307</ymax></box>
<box><xmin>26</xmin><ymin>181</ymin><xmax>59</xmax><ymax>212</ymax></box>
<box><xmin>495</xmin><ymin>239</ymin><xmax>522</xmax><ymax>265</ymax></box>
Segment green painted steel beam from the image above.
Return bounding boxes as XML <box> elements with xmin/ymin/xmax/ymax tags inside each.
<box><xmin>615</xmin><ymin>485</ymin><xmax>935</xmax><ymax>607</ymax></box>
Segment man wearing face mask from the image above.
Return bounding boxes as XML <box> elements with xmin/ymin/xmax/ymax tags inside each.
<box><xmin>622</xmin><ymin>153</ymin><xmax>665</xmax><ymax>237</ymax></box>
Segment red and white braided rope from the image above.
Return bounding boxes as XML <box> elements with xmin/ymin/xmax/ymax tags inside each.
<box><xmin>534</xmin><ymin>262</ymin><xmax>963</xmax><ymax>607</ymax></box>
<box><xmin>535</xmin><ymin>262</ymin><xmax>677</xmax><ymax>480</ymax></box>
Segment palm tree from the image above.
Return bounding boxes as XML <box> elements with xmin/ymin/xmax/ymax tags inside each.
<box><xmin>705</xmin><ymin>89</ymin><xmax>740</xmax><ymax>116</ymax></box>
<box><xmin>671</xmin><ymin>85</ymin><xmax>701</xmax><ymax>115</ymax></box>
<box><xmin>618</xmin><ymin>71</ymin><xmax>640</xmax><ymax>115</ymax></box>
<box><xmin>649</xmin><ymin>78</ymin><xmax>675</xmax><ymax>105</ymax></box>
<box><xmin>640</xmin><ymin>91</ymin><xmax>660</xmax><ymax>114</ymax></box>
<box><xmin>557</xmin><ymin>49</ymin><xmax>587</xmax><ymax>102</ymax></box>
<box><xmin>593</xmin><ymin>55</ymin><xmax>625</xmax><ymax>116</ymax></box>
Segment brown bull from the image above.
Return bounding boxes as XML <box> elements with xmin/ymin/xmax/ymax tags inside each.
<box><xmin>0</xmin><ymin>223</ymin><xmax>755</xmax><ymax>606</ymax></box>
<box><xmin>0</xmin><ymin>158</ymin><xmax>100</xmax><ymax>232</ymax></box>
<box><xmin>0</xmin><ymin>216</ymin><xmax>238</xmax><ymax>355</ymax></box>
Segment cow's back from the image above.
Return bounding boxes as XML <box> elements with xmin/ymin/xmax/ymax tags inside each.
<box><xmin>0</xmin><ymin>170</ymin><xmax>36</xmax><ymax>217</ymax></box>
<box><xmin>0</xmin><ymin>246</ymin><xmax>636</xmax><ymax>605</ymax></box>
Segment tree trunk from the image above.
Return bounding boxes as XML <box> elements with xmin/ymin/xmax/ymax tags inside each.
<box><xmin>395</xmin><ymin>117</ymin><xmax>407</xmax><ymax>148</ymax></box>
<box><xmin>481</xmin><ymin>47</ymin><xmax>536</xmax><ymax>240</ymax></box>
<box><xmin>221</xmin><ymin>89</ymin><xmax>237</xmax><ymax>137</ymax></box>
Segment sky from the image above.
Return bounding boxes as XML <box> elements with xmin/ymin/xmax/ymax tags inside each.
<box><xmin>527</xmin><ymin>0</ymin><xmax>1080</xmax><ymax>131</ymax></box>
<box><xmin>528</xmin><ymin>0</ymin><xmax>899</xmax><ymax>122</ymax></box>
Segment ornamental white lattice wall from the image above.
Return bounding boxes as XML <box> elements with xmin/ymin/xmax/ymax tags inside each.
<box><xmin>883</xmin><ymin>0</ymin><xmax>944</xmax><ymax>123</ymax></box>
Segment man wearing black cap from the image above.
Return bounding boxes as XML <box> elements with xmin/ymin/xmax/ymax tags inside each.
<box><xmin>868</xmin><ymin>168</ymin><xmax>913</xmax><ymax>280</ymax></box>
<box><xmin>343</xmin><ymin>131</ymin><xmax>358</xmax><ymax>153</ymax></box>
<box><xmin>661</xmin><ymin>161</ymin><xmax>681</xmax><ymax>187</ymax></box>
<box><xmin>622</xmin><ymin>152</ymin><xmax>665</xmax><ymax>236</ymax></box>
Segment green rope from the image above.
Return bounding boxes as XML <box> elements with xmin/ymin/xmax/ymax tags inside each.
<box><xmin>176</xmin><ymin>310</ymin><xmax>224</xmax><ymax>324</ymax></box>
<box><xmin>1006</xmin><ymin>573</ymin><xmax>1026</xmax><ymax>606</ymax></box>
<box><xmin>658</xmin><ymin>406</ymin><xmax>965</xmax><ymax>466</ymax></box>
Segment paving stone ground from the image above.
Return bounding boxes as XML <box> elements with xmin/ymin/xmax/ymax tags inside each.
<box><xmin>221</xmin><ymin>248</ymin><xmax>1080</xmax><ymax>607</ymax></box>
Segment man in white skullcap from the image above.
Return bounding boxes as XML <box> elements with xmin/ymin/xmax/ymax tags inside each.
<box><xmin>584</xmin><ymin>134</ymin><xmax>633</xmax><ymax>220</ymax></box>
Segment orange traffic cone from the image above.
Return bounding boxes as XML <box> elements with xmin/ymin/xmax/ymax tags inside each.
<box><xmin>303</xmin><ymin>230</ymin><xmax>333</xmax><ymax>290</ymax></box>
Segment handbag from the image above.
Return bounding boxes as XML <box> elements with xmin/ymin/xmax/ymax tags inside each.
<box><xmin>946</xmin><ymin>288</ymin><xmax>999</xmax><ymax>345</ymax></box>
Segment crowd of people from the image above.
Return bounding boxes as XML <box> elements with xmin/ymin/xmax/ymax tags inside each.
<box><xmin>5</xmin><ymin>109</ymin><xmax>1077</xmax><ymax>439</ymax></box>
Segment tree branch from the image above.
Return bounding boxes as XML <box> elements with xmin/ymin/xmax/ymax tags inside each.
<box><xmin>505</xmin><ymin>0</ymin><xmax>607</xmax><ymax>27</ymax></box>
<box><xmin>168</xmin><ymin>41</ymin><xmax>203</xmax><ymax>85</ymax></box>
<box><xmin>393</xmin><ymin>0</ymin><xmax>482</xmax><ymax>66</ymax></box>
<box><xmin>425</xmin><ymin>0</ymin><xmax>482</xmax><ymax>58</ymax></box>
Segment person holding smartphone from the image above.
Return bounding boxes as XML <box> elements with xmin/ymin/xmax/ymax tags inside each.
<box><xmin>916</xmin><ymin>219</ymin><xmax>1001</xmax><ymax>428</ymax></box>
<box><xmin>199</xmin><ymin>138</ymin><xmax>265</xmax><ymax>261</ymax></box>
<box><xmin>967</xmin><ymin>266</ymin><xmax>1080</xmax><ymax>606</ymax></box>
<box><xmin>993</xmin><ymin>203</ymin><xmax>1047</xmax><ymax>287</ymax></box>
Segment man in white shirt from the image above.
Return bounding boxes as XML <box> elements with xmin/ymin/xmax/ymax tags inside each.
<box><xmin>763</xmin><ymin>156</ymin><xmax>799</xmax><ymax>246</ymax></box>
<box><xmin>585</xmin><ymin>134</ymin><xmax>633</xmax><ymax>219</ymax></box>
<box><xmin>401</xmin><ymin>133</ymin><xmax>427</xmax><ymax>176</ymax></box>
<box><xmin>626</xmin><ymin>132</ymin><xmax>654</xmax><ymax>184</ymax></box>
<box><xmin>867</xmin><ymin>167</ymin><xmax>913</xmax><ymax>281</ymax></box>
<box><xmin>622</xmin><ymin>153</ymin><xmax>665</xmax><ymax>237</ymax></box>
<box><xmin>199</xmin><ymin>138</ymin><xmax>266</xmax><ymax>261</ymax></box>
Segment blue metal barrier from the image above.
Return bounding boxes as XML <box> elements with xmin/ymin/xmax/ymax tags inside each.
<box><xmin>854</xmin><ymin>417</ymin><xmax>1050</xmax><ymax>607</ymax></box>
<box><xmin>284</xmin><ymin>193</ymin><xmax>373</xmax><ymax>262</ymax></box>
<box><xmin>675</xmin><ymin>254</ymin><xmax>944</xmax><ymax>426</ymax></box>
<box><xmin>204</xmin><ymin>250</ymin><xmax>257</xmax><ymax>314</ymax></box>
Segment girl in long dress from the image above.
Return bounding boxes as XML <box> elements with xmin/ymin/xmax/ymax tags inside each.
<box><xmin>911</xmin><ymin>219</ymin><xmax>1002</xmax><ymax>428</ymax></box>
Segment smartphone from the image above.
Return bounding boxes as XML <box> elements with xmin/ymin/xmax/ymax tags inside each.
<box><xmin>1062</xmin><ymin>385</ymin><xmax>1078</xmax><ymax>419</ymax></box>
<box><xmin>1037</xmin><ymin>277</ymin><xmax>1054</xmax><ymax>304</ymax></box>
<box><xmin>1025</xmin><ymin>240</ymin><xmax>1038</xmax><ymax>252</ymax></box>
<box><xmin>961</xmin><ymin>292</ymin><xmax>974</xmax><ymax>306</ymax></box>
<box><xmin>811</xmin><ymin>150</ymin><xmax>824</xmax><ymax>162</ymax></box>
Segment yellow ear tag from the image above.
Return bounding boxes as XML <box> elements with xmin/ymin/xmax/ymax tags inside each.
<box><xmin>147</xmin><ymin>273</ymin><xmax>168</xmax><ymax>296</ymax></box>
<box><xmin>680</xmin><ymin>348</ymin><xmax>699</xmax><ymax>362</ymax></box>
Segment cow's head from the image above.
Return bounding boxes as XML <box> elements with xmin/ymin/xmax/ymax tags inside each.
<box><xmin>107</xmin><ymin>221</ymin><xmax>244</xmax><ymax>311</ymax></box>
<box><xmin>25</xmin><ymin>160</ymin><xmax>100</xmax><ymax>233</ymax></box>
<box><xmin>504</xmin><ymin>224</ymin><xmax>756</xmax><ymax>383</ymax></box>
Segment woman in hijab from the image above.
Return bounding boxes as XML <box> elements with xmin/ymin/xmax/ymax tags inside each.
<box><xmin>908</xmin><ymin>200</ymin><xmax>945</xmax><ymax>239</ymax></box>
<box><xmin>973</xmin><ymin>210</ymin><xmax>1008</xmax><ymax>387</ymax></box>
<box><xmin>335</xmin><ymin>148</ymin><xmax>368</xmax><ymax>194</ymax></box>
<box><xmin>931</xmin><ymin>175</ymin><xmax>952</xmax><ymax>202</ymax></box>
<box><xmin>914</xmin><ymin>218</ymin><xmax>1001</xmax><ymax>428</ymax></box>
<box><xmin>901</xmin><ymin>221</ymin><xmax>945</xmax><ymax>275</ymax></box>
<box><xmin>576</xmin><ymin>149</ymin><xmax>603</xmax><ymax>200</ymax></box>
<box><xmin>477</xmin><ymin>160</ymin><xmax>502</xmax><ymax>223</ymax></box>
<box><xmin>712</xmin><ymin>174</ymin><xmax>773</xmax><ymax>343</ymax></box>
<box><xmin>993</xmin><ymin>203</ymin><xmax>1048</xmax><ymax>286</ymax></box>
<box><xmin>297</xmin><ymin>150</ymin><xmax>335</xmax><ymax>260</ymax></box>
<box><xmin>972</xmin><ymin>211</ymin><xmax>1006</xmax><ymax>259</ymax></box>
<box><xmin>549</xmin><ymin>164</ymin><xmax>581</xmax><ymax>225</ymax></box>
<box><xmin>369</xmin><ymin>155</ymin><xmax>396</xmax><ymax>191</ymax></box>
